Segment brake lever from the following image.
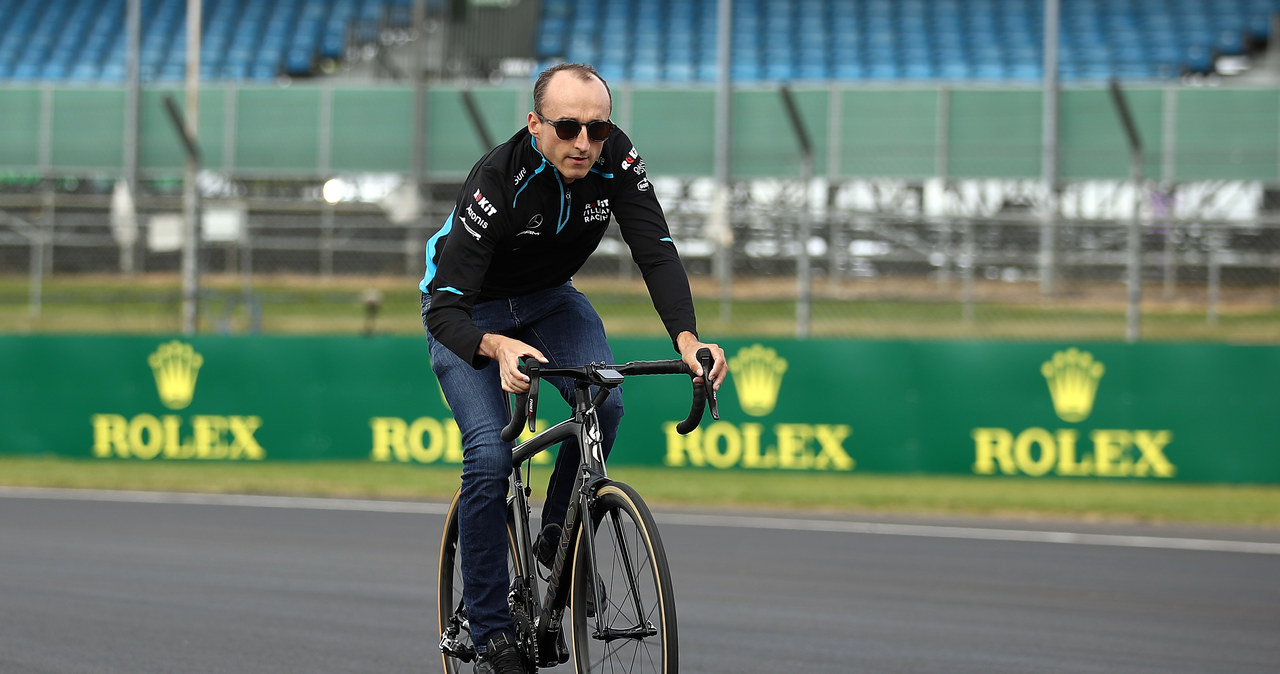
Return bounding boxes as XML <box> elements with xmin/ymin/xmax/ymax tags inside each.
<box><xmin>500</xmin><ymin>359</ymin><xmax>542</xmax><ymax>443</ymax></box>
<box><xmin>695</xmin><ymin>347</ymin><xmax>719</xmax><ymax>421</ymax></box>
<box><xmin>524</xmin><ymin>360</ymin><xmax>540</xmax><ymax>434</ymax></box>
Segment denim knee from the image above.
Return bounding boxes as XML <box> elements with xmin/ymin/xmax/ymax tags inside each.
<box><xmin>463</xmin><ymin>441</ymin><xmax>514</xmax><ymax>487</ymax></box>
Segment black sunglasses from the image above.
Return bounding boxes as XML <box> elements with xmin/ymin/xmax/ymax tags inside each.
<box><xmin>536</xmin><ymin>113</ymin><xmax>613</xmax><ymax>142</ymax></box>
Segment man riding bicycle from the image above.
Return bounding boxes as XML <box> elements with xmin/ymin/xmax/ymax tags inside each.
<box><xmin>420</xmin><ymin>62</ymin><xmax>727</xmax><ymax>674</ymax></box>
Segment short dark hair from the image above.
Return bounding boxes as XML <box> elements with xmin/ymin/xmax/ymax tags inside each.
<box><xmin>532</xmin><ymin>63</ymin><xmax>612</xmax><ymax>117</ymax></box>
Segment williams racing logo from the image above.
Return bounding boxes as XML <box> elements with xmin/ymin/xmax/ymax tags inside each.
<box><xmin>91</xmin><ymin>341</ymin><xmax>266</xmax><ymax>461</ymax></box>
<box><xmin>582</xmin><ymin>199</ymin><xmax>611</xmax><ymax>224</ymax></box>
<box><xmin>972</xmin><ymin>348</ymin><xmax>1175</xmax><ymax>479</ymax></box>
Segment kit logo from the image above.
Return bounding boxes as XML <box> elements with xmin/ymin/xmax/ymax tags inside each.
<box><xmin>1042</xmin><ymin>348</ymin><xmax>1104</xmax><ymax>422</ymax></box>
<box><xmin>149</xmin><ymin>340</ymin><xmax>203</xmax><ymax>410</ymax></box>
<box><xmin>729</xmin><ymin>344</ymin><xmax>787</xmax><ymax>417</ymax></box>
<box><xmin>472</xmin><ymin>189</ymin><xmax>497</xmax><ymax>216</ymax></box>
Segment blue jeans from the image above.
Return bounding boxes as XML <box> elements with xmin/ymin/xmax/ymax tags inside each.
<box><xmin>422</xmin><ymin>282</ymin><xmax>623</xmax><ymax>650</ymax></box>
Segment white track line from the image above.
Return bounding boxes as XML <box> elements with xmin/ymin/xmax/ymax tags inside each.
<box><xmin>3</xmin><ymin>486</ymin><xmax>1278</xmax><ymax>556</ymax></box>
<box><xmin>655</xmin><ymin>511</ymin><xmax>1280</xmax><ymax>556</ymax></box>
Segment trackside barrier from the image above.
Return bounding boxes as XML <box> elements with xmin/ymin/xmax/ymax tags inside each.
<box><xmin>0</xmin><ymin>336</ymin><xmax>1276</xmax><ymax>483</ymax></box>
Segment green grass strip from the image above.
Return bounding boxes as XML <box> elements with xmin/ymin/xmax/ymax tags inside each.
<box><xmin>3</xmin><ymin>457</ymin><xmax>1278</xmax><ymax>528</ymax></box>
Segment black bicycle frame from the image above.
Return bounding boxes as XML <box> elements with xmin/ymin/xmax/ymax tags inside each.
<box><xmin>491</xmin><ymin>349</ymin><xmax>715</xmax><ymax>666</ymax></box>
<box><xmin>507</xmin><ymin>380</ymin><xmax>612</xmax><ymax>666</ymax></box>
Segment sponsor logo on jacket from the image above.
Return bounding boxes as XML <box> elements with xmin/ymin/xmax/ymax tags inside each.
<box><xmin>583</xmin><ymin>199</ymin><xmax>611</xmax><ymax>224</ymax></box>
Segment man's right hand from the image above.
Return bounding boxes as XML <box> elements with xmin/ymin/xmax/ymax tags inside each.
<box><xmin>478</xmin><ymin>333</ymin><xmax>548</xmax><ymax>393</ymax></box>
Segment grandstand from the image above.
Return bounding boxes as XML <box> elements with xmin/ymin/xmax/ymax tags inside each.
<box><xmin>0</xmin><ymin>0</ymin><xmax>1278</xmax><ymax>84</ymax></box>
<box><xmin>540</xmin><ymin>0</ymin><xmax>1280</xmax><ymax>83</ymax></box>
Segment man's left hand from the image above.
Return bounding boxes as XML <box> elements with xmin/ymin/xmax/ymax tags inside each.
<box><xmin>675</xmin><ymin>331</ymin><xmax>727</xmax><ymax>391</ymax></box>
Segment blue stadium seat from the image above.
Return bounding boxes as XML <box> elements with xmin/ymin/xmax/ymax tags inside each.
<box><xmin>936</xmin><ymin>60</ymin><xmax>971</xmax><ymax>80</ymax></box>
<box><xmin>631</xmin><ymin>60</ymin><xmax>661</xmax><ymax>83</ymax></box>
<box><xmin>0</xmin><ymin>0</ymin><xmax>412</xmax><ymax>83</ymax></box>
<box><xmin>664</xmin><ymin>61</ymin><xmax>696</xmax><ymax>83</ymax></box>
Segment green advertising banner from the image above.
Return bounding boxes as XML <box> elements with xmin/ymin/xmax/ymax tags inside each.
<box><xmin>0</xmin><ymin>336</ymin><xmax>1276</xmax><ymax>483</ymax></box>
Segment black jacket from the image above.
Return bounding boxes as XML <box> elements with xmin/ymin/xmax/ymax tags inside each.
<box><xmin>420</xmin><ymin>126</ymin><xmax>697</xmax><ymax>368</ymax></box>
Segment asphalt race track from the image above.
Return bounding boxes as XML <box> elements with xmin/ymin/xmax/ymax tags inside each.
<box><xmin>2</xmin><ymin>488</ymin><xmax>1279</xmax><ymax>674</ymax></box>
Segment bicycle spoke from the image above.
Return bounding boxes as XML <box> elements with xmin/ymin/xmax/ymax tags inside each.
<box><xmin>607</xmin><ymin>507</ymin><xmax>653</xmax><ymax>624</ymax></box>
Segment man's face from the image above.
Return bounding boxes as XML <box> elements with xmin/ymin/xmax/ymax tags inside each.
<box><xmin>528</xmin><ymin>72</ymin><xmax>612</xmax><ymax>183</ymax></box>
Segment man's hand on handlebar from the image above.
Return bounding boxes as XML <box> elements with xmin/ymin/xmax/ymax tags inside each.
<box><xmin>479</xmin><ymin>333</ymin><xmax>548</xmax><ymax>393</ymax></box>
<box><xmin>675</xmin><ymin>331</ymin><xmax>727</xmax><ymax>391</ymax></box>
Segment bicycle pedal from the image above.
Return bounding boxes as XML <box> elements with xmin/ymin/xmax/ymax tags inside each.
<box><xmin>439</xmin><ymin>633</ymin><xmax>476</xmax><ymax>663</ymax></box>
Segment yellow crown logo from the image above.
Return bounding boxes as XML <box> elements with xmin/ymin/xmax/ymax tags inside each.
<box><xmin>729</xmin><ymin>343</ymin><xmax>788</xmax><ymax>417</ymax></box>
<box><xmin>148</xmin><ymin>341</ymin><xmax>203</xmax><ymax>410</ymax></box>
<box><xmin>1041</xmin><ymin>348</ymin><xmax>1104</xmax><ymax>423</ymax></box>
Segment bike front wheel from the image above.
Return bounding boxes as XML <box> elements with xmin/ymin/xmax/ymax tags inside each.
<box><xmin>571</xmin><ymin>482</ymin><xmax>677</xmax><ymax>674</ymax></box>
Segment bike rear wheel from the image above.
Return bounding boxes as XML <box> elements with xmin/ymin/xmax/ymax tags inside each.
<box><xmin>571</xmin><ymin>482</ymin><xmax>678</xmax><ymax>674</ymax></box>
<box><xmin>437</xmin><ymin>490</ymin><xmax>523</xmax><ymax>673</ymax></box>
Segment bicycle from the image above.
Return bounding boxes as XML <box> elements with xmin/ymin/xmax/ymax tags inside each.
<box><xmin>437</xmin><ymin>348</ymin><xmax>718</xmax><ymax>674</ymax></box>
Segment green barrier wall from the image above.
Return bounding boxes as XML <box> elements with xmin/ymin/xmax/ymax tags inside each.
<box><xmin>1</xmin><ymin>335</ymin><xmax>1276</xmax><ymax>483</ymax></box>
<box><xmin>4</xmin><ymin>84</ymin><xmax>1280</xmax><ymax>181</ymax></box>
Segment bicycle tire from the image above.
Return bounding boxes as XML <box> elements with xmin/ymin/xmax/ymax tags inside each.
<box><xmin>570</xmin><ymin>482</ymin><xmax>678</xmax><ymax>674</ymax></box>
<box><xmin>437</xmin><ymin>490</ymin><xmax>524</xmax><ymax>674</ymax></box>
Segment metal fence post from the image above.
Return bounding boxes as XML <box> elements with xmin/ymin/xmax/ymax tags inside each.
<box><xmin>779</xmin><ymin>85</ymin><xmax>814</xmax><ymax>339</ymax></box>
<box><xmin>1108</xmin><ymin>79</ymin><xmax>1145</xmax><ymax>343</ymax></box>
<box><xmin>1040</xmin><ymin>0</ymin><xmax>1061</xmax><ymax>297</ymax></box>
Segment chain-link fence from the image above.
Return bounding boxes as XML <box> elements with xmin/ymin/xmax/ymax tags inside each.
<box><xmin>3</xmin><ymin>174</ymin><xmax>1277</xmax><ymax>342</ymax></box>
